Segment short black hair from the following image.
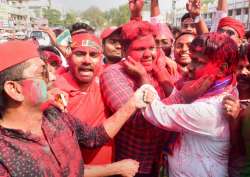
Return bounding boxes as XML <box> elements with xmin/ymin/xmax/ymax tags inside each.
<box><xmin>245</xmin><ymin>30</ymin><xmax>250</xmax><ymax>40</ymax></box>
<box><xmin>70</xmin><ymin>22</ymin><xmax>95</xmax><ymax>34</ymax></box>
<box><xmin>0</xmin><ymin>62</ymin><xmax>28</xmax><ymax>118</ymax></box>
<box><xmin>174</xmin><ymin>32</ymin><xmax>195</xmax><ymax>44</ymax></box>
<box><xmin>39</xmin><ymin>46</ymin><xmax>60</xmax><ymax>56</ymax></box>
<box><xmin>181</xmin><ymin>13</ymin><xmax>192</xmax><ymax>23</ymax></box>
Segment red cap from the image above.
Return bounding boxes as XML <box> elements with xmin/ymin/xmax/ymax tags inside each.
<box><xmin>0</xmin><ymin>40</ymin><xmax>39</xmax><ymax>72</ymax></box>
<box><xmin>100</xmin><ymin>26</ymin><xmax>121</xmax><ymax>40</ymax></box>
<box><xmin>218</xmin><ymin>17</ymin><xmax>245</xmax><ymax>39</ymax></box>
<box><xmin>71</xmin><ymin>33</ymin><xmax>102</xmax><ymax>52</ymax></box>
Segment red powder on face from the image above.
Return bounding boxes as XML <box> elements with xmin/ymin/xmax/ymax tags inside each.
<box><xmin>21</xmin><ymin>79</ymin><xmax>47</xmax><ymax>106</ymax></box>
<box><xmin>127</xmin><ymin>35</ymin><xmax>156</xmax><ymax>72</ymax></box>
<box><xmin>195</xmin><ymin>62</ymin><xmax>220</xmax><ymax>80</ymax></box>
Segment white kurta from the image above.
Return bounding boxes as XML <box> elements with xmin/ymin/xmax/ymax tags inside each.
<box><xmin>144</xmin><ymin>92</ymin><xmax>231</xmax><ymax>177</ymax></box>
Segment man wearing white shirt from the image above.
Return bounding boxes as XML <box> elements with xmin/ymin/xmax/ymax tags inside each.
<box><xmin>142</xmin><ymin>32</ymin><xmax>239</xmax><ymax>177</ymax></box>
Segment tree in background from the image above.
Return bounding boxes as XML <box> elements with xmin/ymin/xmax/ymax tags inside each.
<box><xmin>203</xmin><ymin>0</ymin><xmax>215</xmax><ymax>5</ymax></box>
<box><xmin>104</xmin><ymin>4</ymin><xmax>130</xmax><ymax>26</ymax></box>
<box><xmin>43</xmin><ymin>8</ymin><xmax>63</xmax><ymax>26</ymax></box>
<box><xmin>80</xmin><ymin>6</ymin><xmax>107</xmax><ymax>29</ymax></box>
<box><xmin>64</xmin><ymin>10</ymin><xmax>77</xmax><ymax>27</ymax></box>
<box><xmin>42</xmin><ymin>3</ymin><xmax>130</xmax><ymax>29</ymax></box>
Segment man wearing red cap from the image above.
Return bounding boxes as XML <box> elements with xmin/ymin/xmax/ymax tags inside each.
<box><xmin>0</xmin><ymin>40</ymin><xmax>149</xmax><ymax>176</ymax></box>
<box><xmin>217</xmin><ymin>16</ymin><xmax>245</xmax><ymax>46</ymax></box>
<box><xmin>100</xmin><ymin>20</ymin><xmax>175</xmax><ymax>177</ymax></box>
<box><xmin>101</xmin><ymin>26</ymin><xmax>122</xmax><ymax>65</ymax></box>
<box><xmin>54</xmin><ymin>32</ymin><xmax>140</xmax><ymax>176</ymax></box>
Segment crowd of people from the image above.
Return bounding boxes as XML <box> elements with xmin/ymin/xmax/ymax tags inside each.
<box><xmin>0</xmin><ymin>0</ymin><xmax>250</xmax><ymax>176</ymax></box>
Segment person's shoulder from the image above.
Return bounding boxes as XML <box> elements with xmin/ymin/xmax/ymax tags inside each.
<box><xmin>43</xmin><ymin>106</ymin><xmax>63</xmax><ymax>122</ymax></box>
<box><xmin>102</xmin><ymin>63</ymin><xmax>123</xmax><ymax>74</ymax></box>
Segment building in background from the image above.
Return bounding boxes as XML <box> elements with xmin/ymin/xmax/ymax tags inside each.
<box><xmin>0</xmin><ymin>0</ymin><xmax>49</xmax><ymax>33</ymax></box>
<box><xmin>172</xmin><ymin>0</ymin><xmax>250</xmax><ymax>30</ymax></box>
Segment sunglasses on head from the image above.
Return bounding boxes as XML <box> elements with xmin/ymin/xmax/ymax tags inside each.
<box><xmin>218</xmin><ymin>28</ymin><xmax>236</xmax><ymax>36</ymax></box>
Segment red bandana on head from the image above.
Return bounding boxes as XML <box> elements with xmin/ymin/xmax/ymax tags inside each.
<box><xmin>121</xmin><ymin>20</ymin><xmax>155</xmax><ymax>44</ymax></box>
<box><xmin>0</xmin><ymin>40</ymin><xmax>39</xmax><ymax>72</ymax></box>
<box><xmin>218</xmin><ymin>17</ymin><xmax>245</xmax><ymax>39</ymax></box>
<box><xmin>71</xmin><ymin>33</ymin><xmax>102</xmax><ymax>53</ymax></box>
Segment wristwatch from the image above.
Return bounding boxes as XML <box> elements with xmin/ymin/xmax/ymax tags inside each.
<box><xmin>193</xmin><ymin>15</ymin><xmax>202</xmax><ymax>23</ymax></box>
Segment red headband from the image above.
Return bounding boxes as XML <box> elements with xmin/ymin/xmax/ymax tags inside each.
<box><xmin>0</xmin><ymin>40</ymin><xmax>39</xmax><ymax>72</ymax></box>
<box><xmin>218</xmin><ymin>17</ymin><xmax>245</xmax><ymax>39</ymax></box>
<box><xmin>71</xmin><ymin>33</ymin><xmax>102</xmax><ymax>52</ymax></box>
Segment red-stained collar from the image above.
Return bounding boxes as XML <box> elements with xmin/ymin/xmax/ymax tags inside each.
<box><xmin>54</xmin><ymin>70</ymin><xmax>99</xmax><ymax>97</ymax></box>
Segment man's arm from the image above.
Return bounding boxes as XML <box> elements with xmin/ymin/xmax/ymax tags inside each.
<box><xmin>144</xmin><ymin>95</ymin><xmax>225</xmax><ymax>137</ymax></box>
<box><xmin>151</xmin><ymin>0</ymin><xmax>160</xmax><ymax>17</ymax></box>
<box><xmin>129</xmin><ymin>0</ymin><xmax>144</xmax><ymax>21</ymax></box>
<box><xmin>0</xmin><ymin>164</ymin><xmax>10</xmax><ymax>177</ymax></box>
<box><xmin>210</xmin><ymin>0</ymin><xmax>227</xmax><ymax>32</ymax></box>
<box><xmin>217</xmin><ymin>0</ymin><xmax>227</xmax><ymax>11</ymax></box>
<box><xmin>69</xmin><ymin>86</ymin><xmax>147</xmax><ymax>147</ymax></box>
<box><xmin>100</xmin><ymin>67</ymin><xmax>135</xmax><ymax>112</ymax></box>
<box><xmin>84</xmin><ymin>159</ymin><xmax>139</xmax><ymax>177</ymax></box>
<box><xmin>186</xmin><ymin>0</ymin><xmax>209</xmax><ymax>34</ymax></box>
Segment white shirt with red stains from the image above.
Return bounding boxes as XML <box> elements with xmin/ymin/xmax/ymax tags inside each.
<box><xmin>143</xmin><ymin>90</ymin><xmax>236</xmax><ymax>177</ymax></box>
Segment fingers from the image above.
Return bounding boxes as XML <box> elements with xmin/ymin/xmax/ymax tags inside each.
<box><xmin>188</xmin><ymin>75</ymin><xmax>214</xmax><ymax>97</ymax></box>
<box><xmin>143</xmin><ymin>89</ymin><xmax>156</xmax><ymax>103</ymax></box>
<box><xmin>222</xmin><ymin>95</ymin><xmax>240</xmax><ymax>118</ymax></box>
<box><xmin>127</xmin><ymin>56</ymin><xmax>137</xmax><ymax>65</ymax></box>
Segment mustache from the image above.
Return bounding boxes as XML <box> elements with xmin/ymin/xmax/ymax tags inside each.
<box><xmin>78</xmin><ymin>65</ymin><xmax>94</xmax><ymax>71</ymax></box>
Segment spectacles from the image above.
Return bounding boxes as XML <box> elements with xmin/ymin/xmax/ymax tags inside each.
<box><xmin>14</xmin><ymin>64</ymin><xmax>49</xmax><ymax>82</ymax></box>
<box><xmin>218</xmin><ymin>28</ymin><xmax>236</xmax><ymax>36</ymax></box>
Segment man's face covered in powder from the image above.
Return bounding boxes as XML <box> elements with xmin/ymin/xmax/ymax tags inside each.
<box><xmin>127</xmin><ymin>34</ymin><xmax>157</xmax><ymax>72</ymax></box>
<box><xmin>20</xmin><ymin>58</ymin><xmax>49</xmax><ymax>106</ymax></box>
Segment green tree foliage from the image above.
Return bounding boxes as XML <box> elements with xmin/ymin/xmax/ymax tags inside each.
<box><xmin>43</xmin><ymin>8</ymin><xmax>63</xmax><ymax>26</ymax></box>
<box><xmin>203</xmin><ymin>0</ymin><xmax>215</xmax><ymax>5</ymax></box>
<box><xmin>80</xmin><ymin>6</ymin><xmax>107</xmax><ymax>29</ymax></box>
<box><xmin>64</xmin><ymin>11</ymin><xmax>77</xmax><ymax>27</ymax></box>
<box><xmin>104</xmin><ymin>4</ymin><xmax>130</xmax><ymax>26</ymax></box>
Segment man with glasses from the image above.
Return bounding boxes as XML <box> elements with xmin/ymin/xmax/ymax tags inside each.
<box><xmin>0</xmin><ymin>39</ymin><xmax>148</xmax><ymax>177</ymax></box>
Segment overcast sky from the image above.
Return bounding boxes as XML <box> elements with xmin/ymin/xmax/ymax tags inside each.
<box><xmin>51</xmin><ymin>0</ymin><xmax>174</xmax><ymax>13</ymax></box>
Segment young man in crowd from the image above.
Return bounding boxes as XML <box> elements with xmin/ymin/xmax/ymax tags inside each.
<box><xmin>217</xmin><ymin>16</ymin><xmax>245</xmax><ymax>46</ymax></box>
<box><xmin>223</xmin><ymin>47</ymin><xmax>250</xmax><ymax>177</ymax></box>
<box><xmin>142</xmin><ymin>32</ymin><xmax>239</xmax><ymax>177</ymax></box>
<box><xmin>180</xmin><ymin>13</ymin><xmax>197</xmax><ymax>35</ymax></box>
<box><xmin>173</xmin><ymin>32</ymin><xmax>195</xmax><ymax>79</ymax></box>
<box><xmin>0</xmin><ymin>39</ymin><xmax>149</xmax><ymax>177</ymax></box>
<box><xmin>101</xmin><ymin>26</ymin><xmax>123</xmax><ymax>65</ymax></box>
<box><xmin>100</xmin><ymin>20</ymin><xmax>175</xmax><ymax>177</ymax></box>
<box><xmin>54</xmin><ymin>32</ymin><xmax>140</xmax><ymax>176</ymax></box>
